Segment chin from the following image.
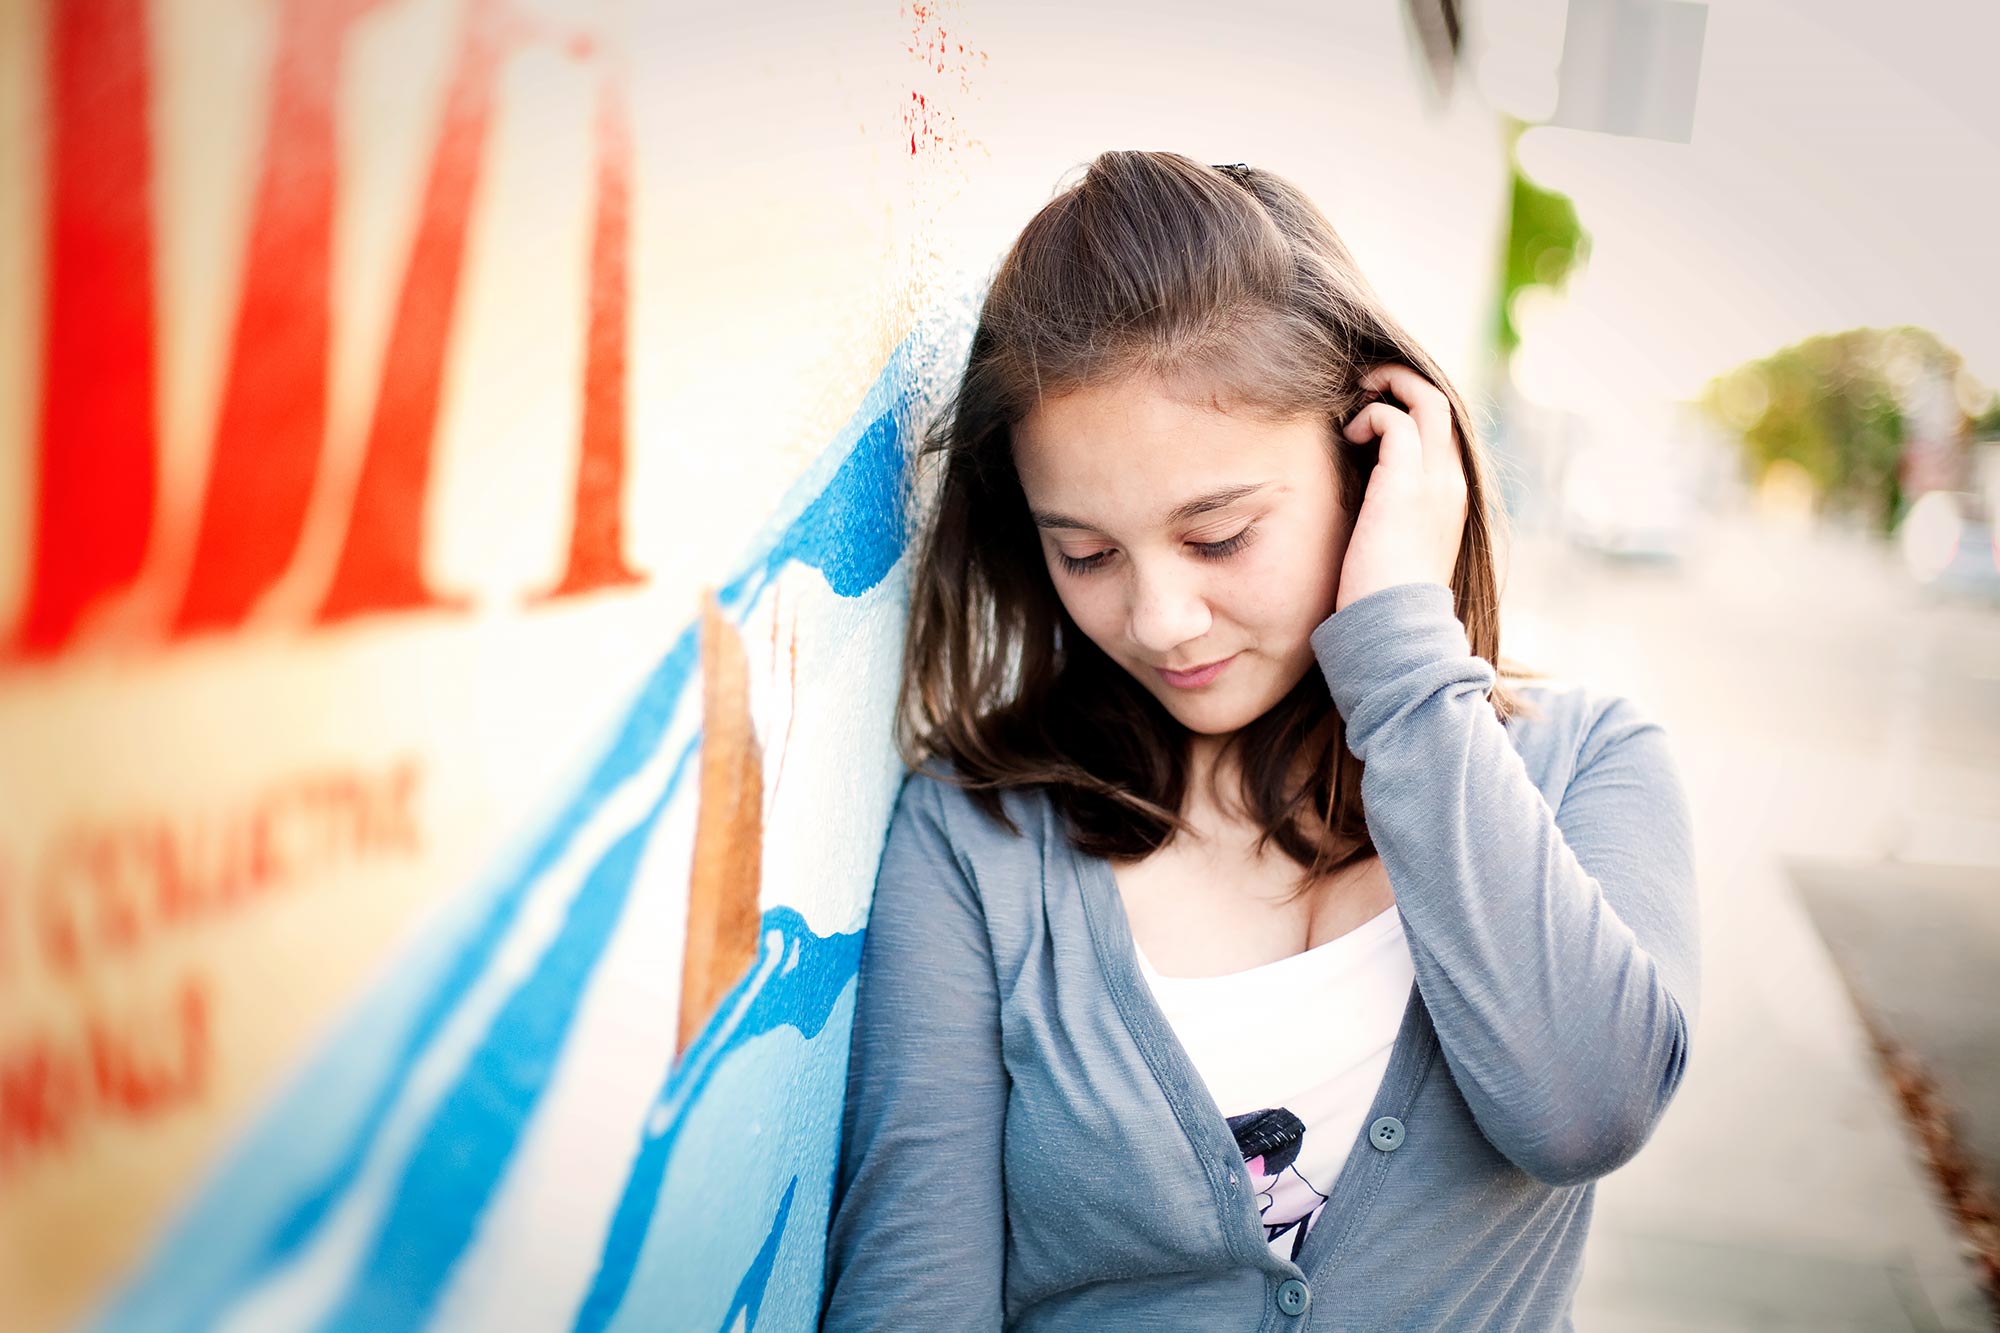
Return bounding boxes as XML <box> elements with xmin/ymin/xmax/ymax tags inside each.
<box><xmin>1179</xmin><ymin>714</ymin><xmax>1252</xmax><ymax>737</ymax></box>
<box><xmin>1155</xmin><ymin>687</ymin><xmax>1270</xmax><ymax>737</ymax></box>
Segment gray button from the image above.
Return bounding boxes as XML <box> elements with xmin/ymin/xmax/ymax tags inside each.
<box><xmin>1369</xmin><ymin>1116</ymin><xmax>1405</xmax><ymax>1151</ymax></box>
<box><xmin>1276</xmin><ymin>1277</ymin><xmax>1311</xmax><ymax>1316</ymax></box>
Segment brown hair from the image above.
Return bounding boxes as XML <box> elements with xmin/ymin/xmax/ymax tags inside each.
<box><xmin>894</xmin><ymin>149</ymin><xmax>1538</xmax><ymax>901</ymax></box>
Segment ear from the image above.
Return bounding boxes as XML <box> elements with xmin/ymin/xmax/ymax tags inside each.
<box><xmin>1335</xmin><ymin>437</ymin><xmax>1379</xmax><ymax>514</ymax></box>
<box><xmin>1321</xmin><ymin>417</ymin><xmax>1372</xmax><ymax>512</ymax></box>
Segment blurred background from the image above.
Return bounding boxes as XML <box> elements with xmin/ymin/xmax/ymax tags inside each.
<box><xmin>0</xmin><ymin>0</ymin><xmax>1995</xmax><ymax>1329</ymax></box>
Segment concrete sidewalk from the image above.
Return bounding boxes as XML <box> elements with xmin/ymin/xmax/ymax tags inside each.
<box><xmin>1792</xmin><ymin>857</ymin><xmax>2000</xmax><ymax>1231</ymax></box>
<box><xmin>1499</xmin><ymin>515</ymin><xmax>1997</xmax><ymax>1330</ymax></box>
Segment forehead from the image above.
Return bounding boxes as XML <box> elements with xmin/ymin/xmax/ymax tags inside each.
<box><xmin>1011</xmin><ymin>374</ymin><xmax>1329</xmax><ymax>520</ymax></box>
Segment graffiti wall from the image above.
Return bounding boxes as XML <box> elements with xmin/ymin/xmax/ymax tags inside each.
<box><xmin>0</xmin><ymin>1</ymin><xmax>1511</xmax><ymax>1329</ymax></box>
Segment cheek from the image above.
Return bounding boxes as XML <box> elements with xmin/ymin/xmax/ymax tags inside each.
<box><xmin>1228</xmin><ymin>538</ymin><xmax>1334</xmax><ymax>628</ymax></box>
<box><xmin>1048</xmin><ymin>569</ymin><xmax>1121</xmax><ymax>646</ymax></box>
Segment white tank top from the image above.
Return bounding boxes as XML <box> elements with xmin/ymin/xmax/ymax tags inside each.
<box><xmin>1133</xmin><ymin>904</ymin><xmax>1416</xmax><ymax>1264</ymax></box>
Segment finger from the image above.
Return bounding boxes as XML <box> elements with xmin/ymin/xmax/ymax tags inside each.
<box><xmin>1341</xmin><ymin>402</ymin><xmax>1421</xmax><ymax>474</ymax></box>
<box><xmin>1359</xmin><ymin>364</ymin><xmax>1455</xmax><ymax>475</ymax></box>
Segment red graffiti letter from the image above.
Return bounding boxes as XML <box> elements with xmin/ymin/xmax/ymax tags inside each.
<box><xmin>12</xmin><ymin>0</ymin><xmax>159</xmax><ymax>657</ymax></box>
<box><xmin>534</xmin><ymin>76</ymin><xmax>643</xmax><ymax>602</ymax></box>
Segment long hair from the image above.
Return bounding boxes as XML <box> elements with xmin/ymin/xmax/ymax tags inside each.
<box><xmin>894</xmin><ymin>149</ymin><xmax>1538</xmax><ymax>902</ymax></box>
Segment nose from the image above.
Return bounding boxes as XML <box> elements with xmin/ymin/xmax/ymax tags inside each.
<box><xmin>1126</xmin><ymin>556</ymin><xmax>1213</xmax><ymax>658</ymax></box>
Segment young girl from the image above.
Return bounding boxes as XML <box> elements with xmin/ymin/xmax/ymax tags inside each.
<box><xmin>819</xmin><ymin>150</ymin><xmax>1700</xmax><ymax>1331</ymax></box>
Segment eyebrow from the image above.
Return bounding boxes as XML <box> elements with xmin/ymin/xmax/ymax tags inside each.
<box><xmin>1031</xmin><ymin>482</ymin><xmax>1271</xmax><ymax>533</ymax></box>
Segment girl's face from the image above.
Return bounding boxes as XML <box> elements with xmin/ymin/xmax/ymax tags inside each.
<box><xmin>1012</xmin><ymin>373</ymin><xmax>1354</xmax><ymax>739</ymax></box>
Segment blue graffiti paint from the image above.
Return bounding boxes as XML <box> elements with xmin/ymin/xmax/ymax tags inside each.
<box><xmin>314</xmin><ymin>734</ymin><xmax>696</xmax><ymax>1332</ymax></box>
<box><xmin>252</xmin><ymin>627</ymin><xmax>702</xmax><ymax>1273</ymax></box>
<box><xmin>73</xmin><ymin>625</ymin><xmax>707</xmax><ymax>1333</ymax></box>
<box><xmin>572</xmin><ymin>907</ymin><xmax>862</xmax><ymax>1332</ymax></box>
<box><xmin>725</xmin><ymin>398</ymin><xmax>914</xmax><ymax>605</ymax></box>
<box><xmin>308</xmin><ymin>375</ymin><xmax>912</xmax><ymax>1329</ymax></box>
<box><xmin>92</xmin><ymin>327</ymin><xmax>926</xmax><ymax>1333</ymax></box>
<box><xmin>719</xmin><ymin>1176</ymin><xmax>798</xmax><ymax>1333</ymax></box>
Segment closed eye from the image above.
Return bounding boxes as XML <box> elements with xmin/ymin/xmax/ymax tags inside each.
<box><xmin>1191</xmin><ymin>526</ymin><xmax>1255</xmax><ymax>561</ymax></box>
<box><xmin>1055</xmin><ymin>524</ymin><xmax>1257</xmax><ymax>577</ymax></box>
<box><xmin>1056</xmin><ymin>549</ymin><xmax>1112</xmax><ymax>576</ymax></box>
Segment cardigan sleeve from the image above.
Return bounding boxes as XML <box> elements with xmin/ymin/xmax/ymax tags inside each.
<box><xmin>1310</xmin><ymin>581</ymin><xmax>1701</xmax><ymax>1187</ymax></box>
<box><xmin>820</xmin><ymin>772</ymin><xmax>1009</xmax><ymax>1330</ymax></box>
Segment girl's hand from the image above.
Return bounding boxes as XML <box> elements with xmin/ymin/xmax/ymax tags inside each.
<box><xmin>1333</xmin><ymin>363</ymin><xmax>1468</xmax><ymax>613</ymax></box>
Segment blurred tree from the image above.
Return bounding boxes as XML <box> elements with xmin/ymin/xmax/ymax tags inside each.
<box><xmin>1492</xmin><ymin>117</ymin><xmax>1591</xmax><ymax>362</ymax></box>
<box><xmin>1700</xmin><ymin>327</ymin><xmax>1981</xmax><ymax>534</ymax></box>
<box><xmin>1973</xmin><ymin>393</ymin><xmax>2000</xmax><ymax>440</ymax></box>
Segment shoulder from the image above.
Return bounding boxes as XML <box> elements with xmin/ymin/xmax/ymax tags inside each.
<box><xmin>873</xmin><ymin>759</ymin><xmax>1054</xmax><ymax>938</ymax></box>
<box><xmin>1502</xmin><ymin>677</ymin><xmax>1680</xmax><ymax>799</ymax></box>
<box><xmin>888</xmin><ymin>756</ymin><xmax>1051</xmax><ymax>858</ymax></box>
<box><xmin>1504</xmin><ymin>675</ymin><xmax>1667</xmax><ymax>748</ymax></box>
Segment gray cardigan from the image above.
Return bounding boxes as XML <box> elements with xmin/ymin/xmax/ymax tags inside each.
<box><xmin>820</xmin><ymin>581</ymin><xmax>1701</xmax><ymax>1331</ymax></box>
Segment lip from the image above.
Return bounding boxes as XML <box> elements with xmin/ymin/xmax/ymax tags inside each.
<box><xmin>1156</xmin><ymin>653</ymin><xmax>1239</xmax><ymax>689</ymax></box>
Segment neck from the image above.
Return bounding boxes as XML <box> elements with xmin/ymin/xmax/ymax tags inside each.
<box><xmin>1183</xmin><ymin>731</ymin><xmax>1238</xmax><ymax>819</ymax></box>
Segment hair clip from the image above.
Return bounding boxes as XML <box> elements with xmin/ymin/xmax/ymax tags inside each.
<box><xmin>1211</xmin><ymin>162</ymin><xmax>1252</xmax><ymax>175</ymax></box>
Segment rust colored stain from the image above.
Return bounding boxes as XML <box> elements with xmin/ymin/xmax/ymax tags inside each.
<box><xmin>770</xmin><ymin>623</ymin><xmax>799</xmax><ymax>812</ymax></box>
<box><xmin>678</xmin><ymin>592</ymin><xmax>763</xmax><ymax>1059</ymax></box>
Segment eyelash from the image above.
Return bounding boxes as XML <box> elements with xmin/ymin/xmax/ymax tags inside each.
<box><xmin>1056</xmin><ymin>526</ymin><xmax>1256</xmax><ymax>577</ymax></box>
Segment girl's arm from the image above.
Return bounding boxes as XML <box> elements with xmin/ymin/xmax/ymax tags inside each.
<box><xmin>820</xmin><ymin>774</ymin><xmax>1009</xmax><ymax>1330</ymax></box>
<box><xmin>1312</xmin><ymin>580</ymin><xmax>1701</xmax><ymax>1186</ymax></box>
